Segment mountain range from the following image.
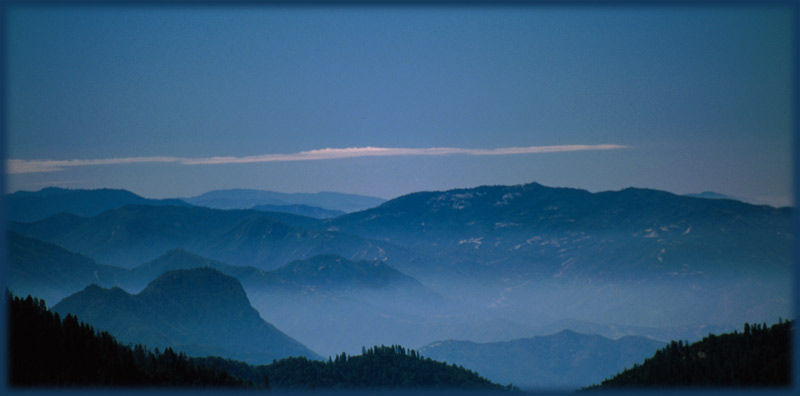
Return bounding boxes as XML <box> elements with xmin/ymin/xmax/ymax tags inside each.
<box><xmin>52</xmin><ymin>267</ymin><xmax>321</xmax><ymax>364</ymax></box>
<box><xmin>6</xmin><ymin>181</ymin><xmax>793</xmax><ymax>388</ymax></box>
<box><xmin>325</xmin><ymin>183</ymin><xmax>792</xmax><ymax>281</ymax></box>
<box><xmin>10</xmin><ymin>182</ymin><xmax>792</xmax><ymax>327</ymax></box>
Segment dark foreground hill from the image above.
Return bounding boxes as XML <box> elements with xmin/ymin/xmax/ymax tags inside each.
<box><xmin>52</xmin><ymin>267</ymin><xmax>320</xmax><ymax>364</ymax></box>
<box><xmin>589</xmin><ymin>320</ymin><xmax>792</xmax><ymax>388</ymax></box>
<box><xmin>196</xmin><ymin>345</ymin><xmax>511</xmax><ymax>390</ymax></box>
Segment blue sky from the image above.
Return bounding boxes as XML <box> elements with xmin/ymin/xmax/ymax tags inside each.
<box><xmin>3</xmin><ymin>4</ymin><xmax>795</xmax><ymax>206</ymax></box>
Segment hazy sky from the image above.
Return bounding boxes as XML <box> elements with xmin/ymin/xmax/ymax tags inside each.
<box><xmin>3</xmin><ymin>3</ymin><xmax>795</xmax><ymax>206</ymax></box>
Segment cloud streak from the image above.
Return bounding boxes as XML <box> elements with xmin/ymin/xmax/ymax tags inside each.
<box><xmin>7</xmin><ymin>144</ymin><xmax>629</xmax><ymax>174</ymax></box>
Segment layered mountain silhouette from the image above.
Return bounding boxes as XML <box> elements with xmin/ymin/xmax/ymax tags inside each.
<box><xmin>239</xmin><ymin>254</ymin><xmax>448</xmax><ymax>358</ymax></box>
<box><xmin>9</xmin><ymin>182</ymin><xmax>793</xmax><ymax>369</ymax></box>
<box><xmin>419</xmin><ymin>329</ymin><xmax>665</xmax><ymax>390</ymax></box>
<box><xmin>52</xmin><ymin>267</ymin><xmax>321</xmax><ymax>364</ymax></box>
<box><xmin>10</xmin><ymin>204</ymin><xmax>416</xmax><ymax>270</ymax></box>
<box><xmin>124</xmin><ymin>249</ymin><xmax>451</xmax><ymax>357</ymax></box>
<box><xmin>15</xmin><ymin>182</ymin><xmax>791</xmax><ymax>283</ymax></box>
<box><xmin>7</xmin><ymin>231</ymin><xmax>124</xmax><ymax>305</ymax></box>
<box><xmin>113</xmin><ymin>249</ymin><xmax>252</xmax><ymax>296</ymax></box>
<box><xmin>7</xmin><ymin>231</ymin><xmax>446</xmax><ymax>358</ymax></box>
<box><xmin>6</xmin><ymin>187</ymin><xmax>189</xmax><ymax>222</ymax></box>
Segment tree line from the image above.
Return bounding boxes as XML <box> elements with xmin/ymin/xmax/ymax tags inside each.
<box><xmin>196</xmin><ymin>344</ymin><xmax>513</xmax><ymax>390</ymax></box>
<box><xmin>589</xmin><ymin>319</ymin><xmax>792</xmax><ymax>388</ymax></box>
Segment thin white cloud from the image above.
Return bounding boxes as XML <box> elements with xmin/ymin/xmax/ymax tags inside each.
<box><xmin>6</xmin><ymin>157</ymin><xmax>182</xmax><ymax>174</ymax></box>
<box><xmin>7</xmin><ymin>144</ymin><xmax>630</xmax><ymax>174</ymax></box>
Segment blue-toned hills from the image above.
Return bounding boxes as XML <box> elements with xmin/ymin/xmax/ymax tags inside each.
<box><xmin>10</xmin><ymin>204</ymin><xmax>411</xmax><ymax>270</ymax></box>
<box><xmin>7</xmin><ymin>231</ymin><xmax>125</xmax><ymax>305</ymax></box>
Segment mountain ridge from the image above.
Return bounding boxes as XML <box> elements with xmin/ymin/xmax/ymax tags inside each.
<box><xmin>10</xmin><ymin>204</ymin><xmax>414</xmax><ymax>270</ymax></box>
<box><xmin>5</xmin><ymin>187</ymin><xmax>190</xmax><ymax>222</ymax></box>
<box><xmin>7</xmin><ymin>231</ymin><xmax>126</xmax><ymax>305</ymax></box>
<box><xmin>325</xmin><ymin>182</ymin><xmax>792</xmax><ymax>281</ymax></box>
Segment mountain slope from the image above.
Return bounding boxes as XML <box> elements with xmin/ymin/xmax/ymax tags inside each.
<box><xmin>52</xmin><ymin>268</ymin><xmax>321</xmax><ymax>364</ymax></box>
<box><xmin>6</xmin><ymin>187</ymin><xmax>189</xmax><ymax>222</ymax></box>
<box><xmin>7</xmin><ymin>231</ymin><xmax>125</xmax><ymax>305</ymax></box>
<box><xmin>419</xmin><ymin>329</ymin><xmax>665</xmax><ymax>390</ymax></box>
<box><xmin>181</xmin><ymin>189</ymin><xmax>385</xmax><ymax>213</ymax></box>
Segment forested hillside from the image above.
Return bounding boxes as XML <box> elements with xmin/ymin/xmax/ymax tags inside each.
<box><xmin>590</xmin><ymin>320</ymin><xmax>792</xmax><ymax>388</ymax></box>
